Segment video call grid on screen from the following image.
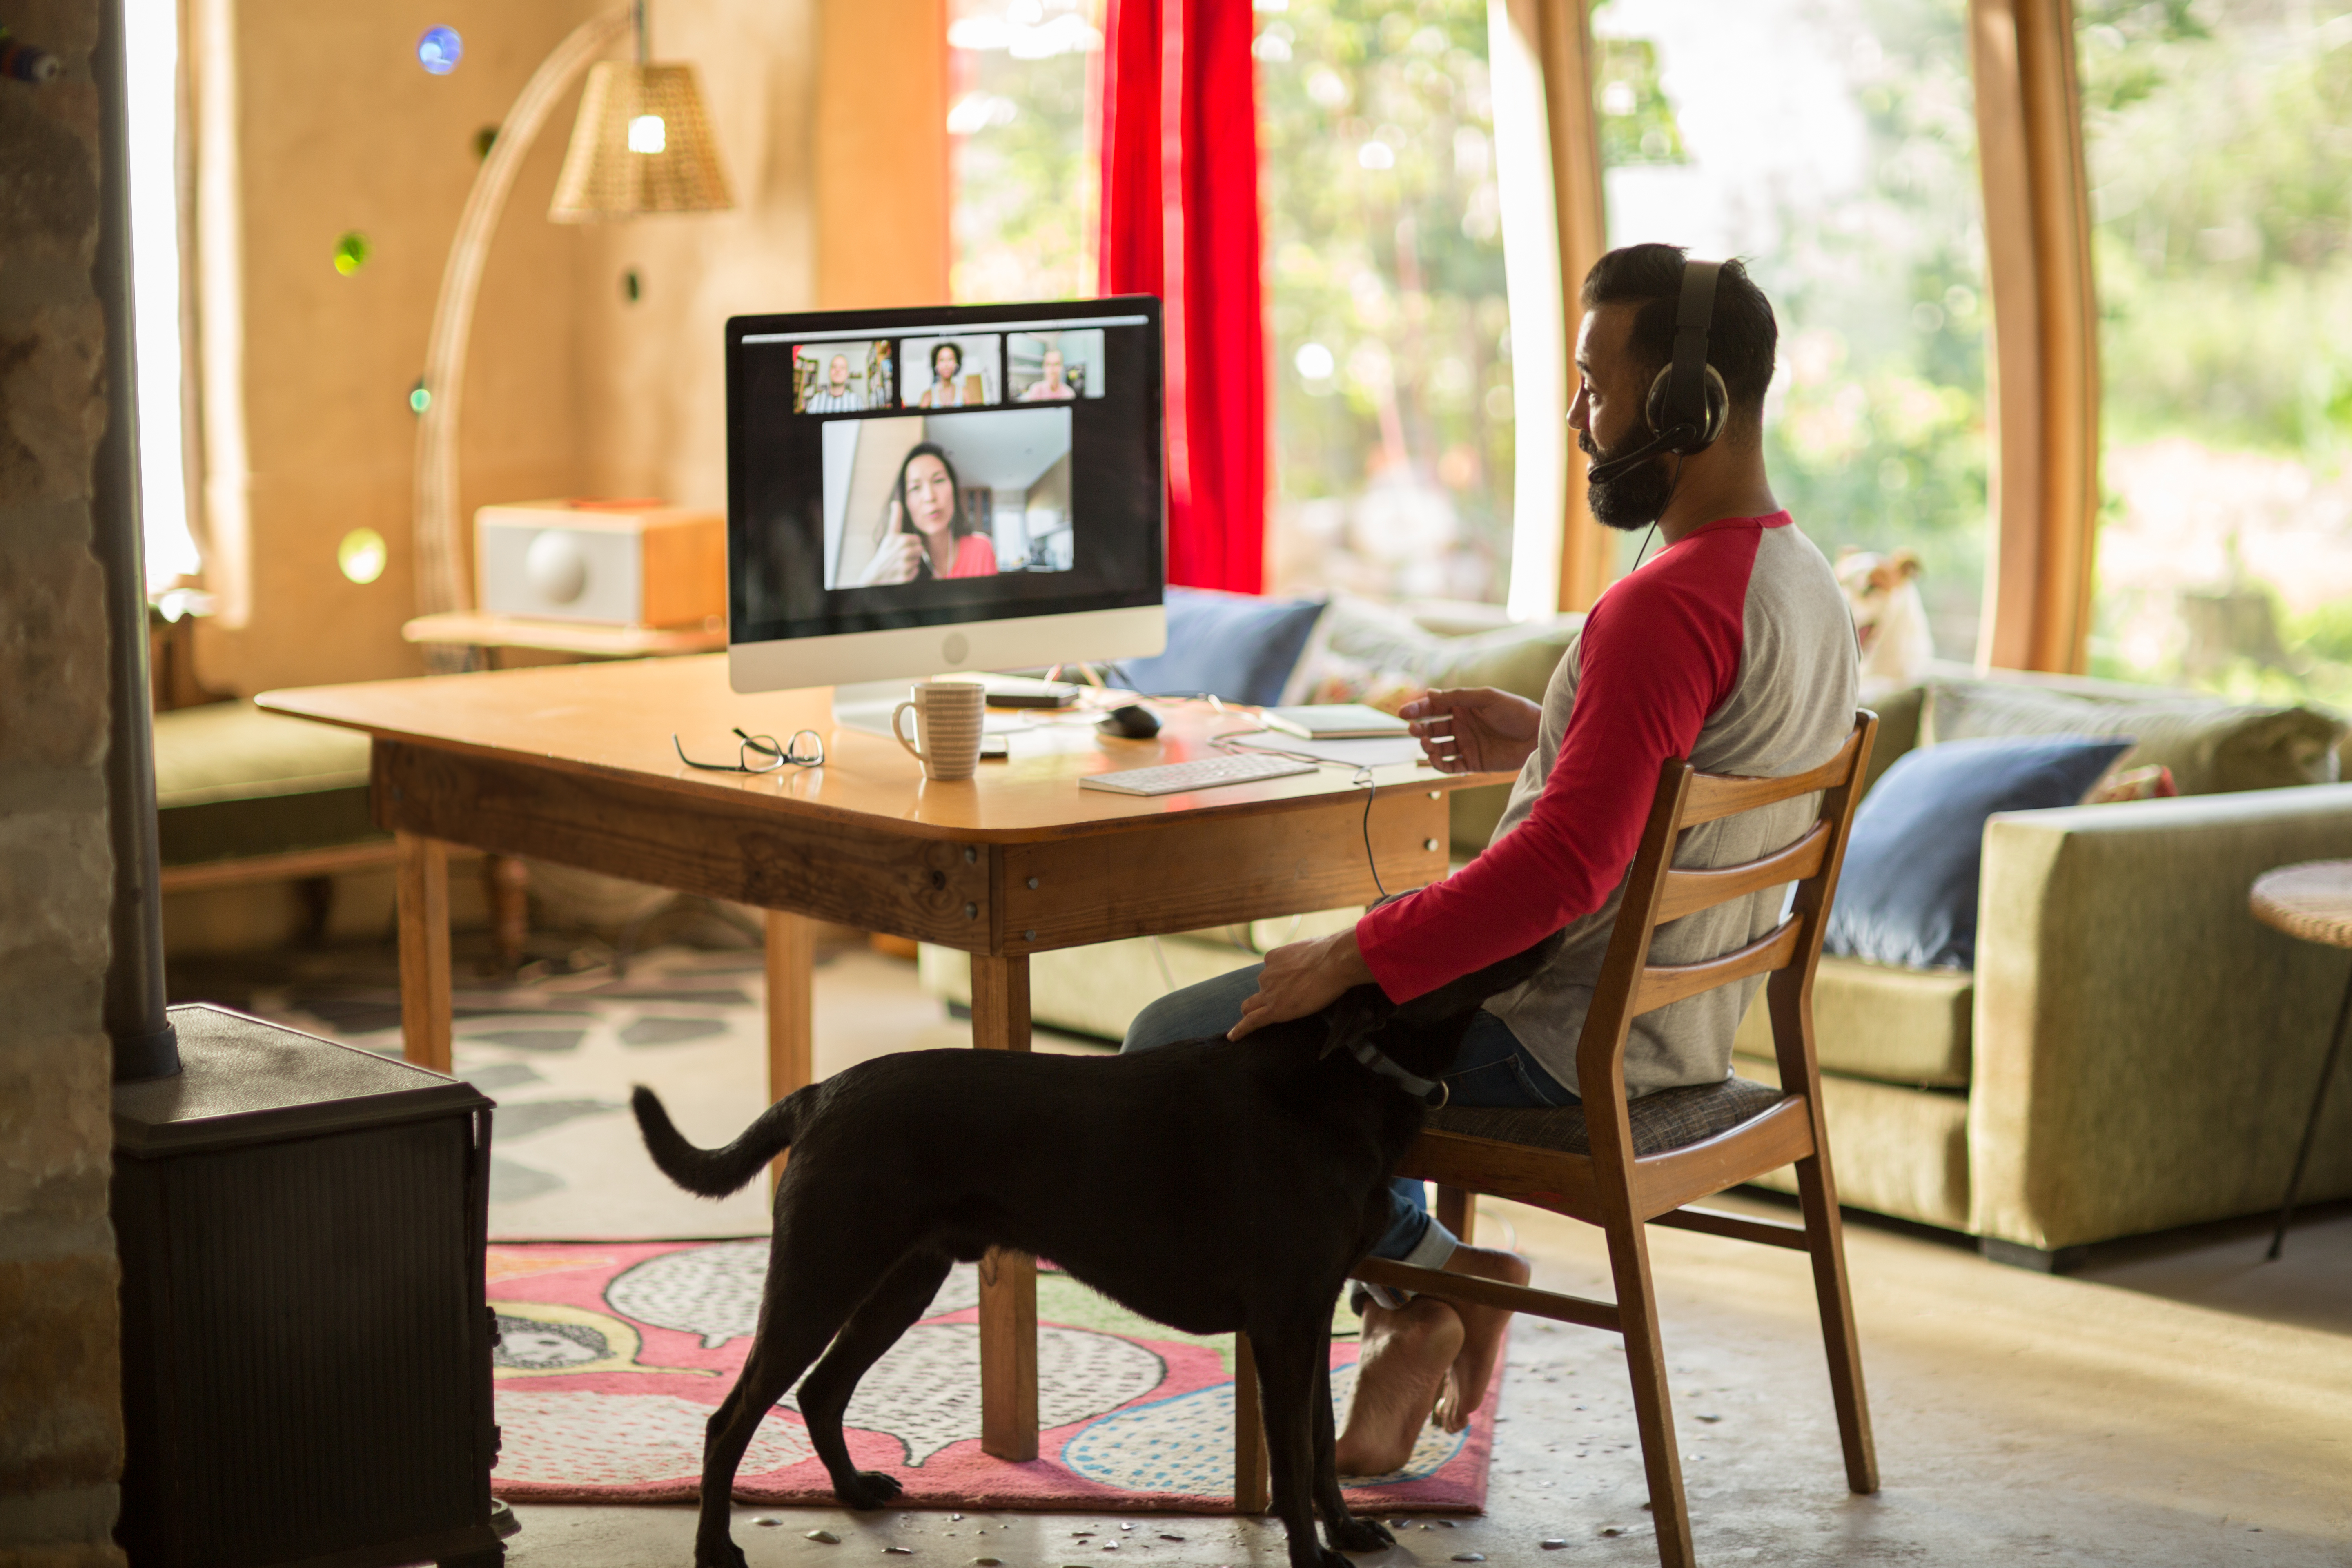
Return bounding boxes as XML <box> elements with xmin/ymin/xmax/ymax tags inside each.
<box><xmin>727</xmin><ymin>301</ymin><xmax>1163</xmax><ymax>644</ymax></box>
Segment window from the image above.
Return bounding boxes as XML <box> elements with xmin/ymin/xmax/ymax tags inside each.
<box><xmin>127</xmin><ymin>0</ymin><xmax>199</xmax><ymax>590</ymax></box>
<box><xmin>1259</xmin><ymin>0</ymin><xmax>1516</xmax><ymax>605</ymax></box>
<box><xmin>947</xmin><ymin>0</ymin><xmax>1106</xmax><ymax>305</ymax></box>
<box><xmin>1593</xmin><ymin>0</ymin><xmax>1990</xmax><ymax>659</ymax></box>
<box><xmin>2078</xmin><ymin>1</ymin><xmax>2352</xmax><ymax>702</ymax></box>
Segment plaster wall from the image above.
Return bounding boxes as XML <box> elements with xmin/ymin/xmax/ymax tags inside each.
<box><xmin>191</xmin><ymin>0</ymin><xmax>601</xmax><ymax>695</ymax></box>
<box><xmin>0</xmin><ymin>1</ymin><xmax>130</xmax><ymax>1561</ymax></box>
<box><xmin>187</xmin><ymin>0</ymin><xmax>948</xmax><ymax>696</ymax></box>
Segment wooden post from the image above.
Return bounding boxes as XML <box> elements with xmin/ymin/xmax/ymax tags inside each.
<box><xmin>971</xmin><ymin>953</ymin><xmax>1039</xmax><ymax>1460</ymax></box>
<box><xmin>1969</xmin><ymin>0</ymin><xmax>2100</xmax><ymax>673</ymax></box>
<box><xmin>1232</xmin><ymin>1333</ymin><xmax>1272</xmax><ymax>1514</ymax></box>
<box><xmin>765</xmin><ymin>910</ymin><xmax>817</xmax><ymax>1185</ymax></box>
<box><xmin>1530</xmin><ymin>0</ymin><xmax>1613</xmax><ymax>612</ymax></box>
<box><xmin>395</xmin><ymin>831</ymin><xmax>452</xmax><ymax>1073</ymax></box>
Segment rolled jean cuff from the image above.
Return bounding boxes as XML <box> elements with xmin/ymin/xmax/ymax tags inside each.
<box><xmin>1359</xmin><ymin>1214</ymin><xmax>1460</xmax><ymax>1312</ymax></box>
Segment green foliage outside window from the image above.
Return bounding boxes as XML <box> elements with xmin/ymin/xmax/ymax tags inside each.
<box><xmin>2076</xmin><ymin>0</ymin><xmax>2352</xmax><ymax>702</ymax></box>
<box><xmin>1259</xmin><ymin>0</ymin><xmax>1517</xmax><ymax>604</ymax></box>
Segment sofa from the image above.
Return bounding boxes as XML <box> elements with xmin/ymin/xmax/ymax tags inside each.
<box><xmin>920</xmin><ymin>591</ymin><xmax>2352</xmax><ymax>1264</ymax></box>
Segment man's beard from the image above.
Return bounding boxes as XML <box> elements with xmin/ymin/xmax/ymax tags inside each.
<box><xmin>1579</xmin><ymin>429</ymin><xmax>1676</xmax><ymax>530</ymax></box>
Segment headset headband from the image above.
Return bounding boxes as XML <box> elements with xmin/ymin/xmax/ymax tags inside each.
<box><xmin>1661</xmin><ymin>259</ymin><xmax>1722</xmax><ymax>438</ymax></box>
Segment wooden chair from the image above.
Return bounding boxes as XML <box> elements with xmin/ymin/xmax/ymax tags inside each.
<box><xmin>1349</xmin><ymin>714</ymin><xmax>1880</xmax><ymax>1568</ymax></box>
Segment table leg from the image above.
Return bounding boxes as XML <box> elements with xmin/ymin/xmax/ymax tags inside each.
<box><xmin>2270</xmin><ymin>956</ymin><xmax>2352</xmax><ymax>1261</ymax></box>
<box><xmin>765</xmin><ymin>911</ymin><xmax>817</xmax><ymax>1185</ymax></box>
<box><xmin>483</xmin><ymin>855</ymin><xmax>530</xmax><ymax>971</ymax></box>
<box><xmin>396</xmin><ymin>831</ymin><xmax>453</xmax><ymax>1074</ymax></box>
<box><xmin>1232</xmin><ymin>1332</ymin><xmax>1271</xmax><ymax>1514</ymax></box>
<box><xmin>971</xmin><ymin>954</ymin><xmax>1039</xmax><ymax>1461</ymax></box>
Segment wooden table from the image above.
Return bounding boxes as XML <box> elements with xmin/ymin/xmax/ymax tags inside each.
<box><xmin>259</xmin><ymin>654</ymin><xmax>1497</xmax><ymax>1463</ymax></box>
<box><xmin>2249</xmin><ymin>860</ymin><xmax>2352</xmax><ymax>1260</ymax></box>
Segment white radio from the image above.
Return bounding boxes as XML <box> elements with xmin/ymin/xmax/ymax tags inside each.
<box><xmin>474</xmin><ymin>498</ymin><xmax>726</xmax><ymax>627</ymax></box>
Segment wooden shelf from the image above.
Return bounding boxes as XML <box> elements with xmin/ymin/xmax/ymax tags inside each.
<box><xmin>401</xmin><ymin>611</ymin><xmax>726</xmax><ymax>659</ymax></box>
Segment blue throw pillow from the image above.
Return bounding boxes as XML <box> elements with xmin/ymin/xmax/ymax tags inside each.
<box><xmin>1115</xmin><ymin>587</ymin><xmax>1325</xmax><ymax>706</ymax></box>
<box><xmin>1826</xmin><ymin>735</ymin><xmax>2133</xmax><ymax>971</ymax></box>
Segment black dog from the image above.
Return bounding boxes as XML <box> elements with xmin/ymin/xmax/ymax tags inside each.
<box><xmin>631</xmin><ymin>935</ymin><xmax>1558</xmax><ymax>1568</ymax></box>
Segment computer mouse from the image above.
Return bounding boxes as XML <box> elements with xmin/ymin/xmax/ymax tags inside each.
<box><xmin>1099</xmin><ymin>702</ymin><xmax>1162</xmax><ymax>740</ymax></box>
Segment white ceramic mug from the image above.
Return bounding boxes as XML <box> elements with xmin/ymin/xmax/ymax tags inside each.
<box><xmin>892</xmin><ymin>681</ymin><xmax>986</xmax><ymax>782</ymax></box>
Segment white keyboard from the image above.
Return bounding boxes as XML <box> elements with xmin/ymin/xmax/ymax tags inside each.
<box><xmin>1079</xmin><ymin>752</ymin><xmax>1321</xmax><ymax>796</ymax></box>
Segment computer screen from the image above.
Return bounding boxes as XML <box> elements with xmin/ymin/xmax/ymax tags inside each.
<box><xmin>725</xmin><ymin>297</ymin><xmax>1165</xmax><ymax>692</ymax></box>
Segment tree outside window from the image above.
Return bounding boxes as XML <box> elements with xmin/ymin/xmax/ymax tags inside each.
<box><xmin>2078</xmin><ymin>0</ymin><xmax>2352</xmax><ymax>705</ymax></box>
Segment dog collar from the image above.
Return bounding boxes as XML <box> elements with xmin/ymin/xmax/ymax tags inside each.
<box><xmin>1346</xmin><ymin>1036</ymin><xmax>1450</xmax><ymax>1108</ymax></box>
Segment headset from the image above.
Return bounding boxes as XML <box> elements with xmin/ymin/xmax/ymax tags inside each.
<box><xmin>1583</xmin><ymin>257</ymin><xmax>1732</xmax><ymax>488</ymax></box>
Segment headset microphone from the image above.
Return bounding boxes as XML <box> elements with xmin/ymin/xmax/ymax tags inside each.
<box><xmin>1584</xmin><ymin>424</ymin><xmax>1690</xmax><ymax>487</ymax></box>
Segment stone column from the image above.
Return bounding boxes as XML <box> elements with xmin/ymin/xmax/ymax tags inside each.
<box><xmin>0</xmin><ymin>0</ymin><xmax>132</xmax><ymax>1562</ymax></box>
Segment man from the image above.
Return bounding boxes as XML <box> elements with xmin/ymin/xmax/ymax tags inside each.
<box><xmin>805</xmin><ymin>352</ymin><xmax>866</xmax><ymax>413</ymax></box>
<box><xmin>1121</xmin><ymin>244</ymin><xmax>1857</xmax><ymax>1473</ymax></box>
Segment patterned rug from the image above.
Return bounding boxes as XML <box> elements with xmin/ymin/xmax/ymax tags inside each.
<box><xmin>487</xmin><ymin>1241</ymin><xmax>1499</xmax><ymax>1512</ymax></box>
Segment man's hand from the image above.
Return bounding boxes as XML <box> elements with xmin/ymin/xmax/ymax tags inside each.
<box><xmin>1399</xmin><ymin>687</ymin><xmax>1543</xmax><ymax>775</ymax></box>
<box><xmin>1230</xmin><ymin>929</ymin><xmax>1376</xmax><ymax>1041</ymax></box>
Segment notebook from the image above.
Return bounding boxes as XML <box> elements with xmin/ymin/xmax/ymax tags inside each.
<box><xmin>1259</xmin><ymin>704</ymin><xmax>1412</xmax><ymax>741</ymax></box>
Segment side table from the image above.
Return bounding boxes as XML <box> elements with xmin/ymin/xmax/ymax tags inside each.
<box><xmin>2247</xmin><ymin>859</ymin><xmax>2352</xmax><ymax>1259</ymax></box>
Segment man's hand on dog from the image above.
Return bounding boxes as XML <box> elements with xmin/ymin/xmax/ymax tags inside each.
<box><xmin>1231</xmin><ymin>929</ymin><xmax>1377</xmax><ymax>1040</ymax></box>
<box><xmin>1399</xmin><ymin>686</ymin><xmax>1543</xmax><ymax>775</ymax></box>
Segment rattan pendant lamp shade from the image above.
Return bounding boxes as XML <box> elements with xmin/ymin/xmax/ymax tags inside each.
<box><xmin>550</xmin><ymin>58</ymin><xmax>731</xmax><ymax>218</ymax></box>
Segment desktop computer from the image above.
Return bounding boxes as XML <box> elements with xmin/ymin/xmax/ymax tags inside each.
<box><xmin>724</xmin><ymin>296</ymin><xmax>1167</xmax><ymax>695</ymax></box>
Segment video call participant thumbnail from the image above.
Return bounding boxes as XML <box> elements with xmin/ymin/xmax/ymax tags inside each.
<box><xmin>904</xmin><ymin>334</ymin><xmax>1002</xmax><ymax>409</ymax></box>
<box><xmin>1009</xmin><ymin>329</ymin><xmax>1106</xmax><ymax>402</ymax></box>
<box><xmin>793</xmin><ymin>339</ymin><xmax>891</xmax><ymax>413</ymax></box>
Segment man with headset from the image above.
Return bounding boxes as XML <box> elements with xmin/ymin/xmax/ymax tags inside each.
<box><xmin>1121</xmin><ymin>243</ymin><xmax>1858</xmax><ymax>1472</ymax></box>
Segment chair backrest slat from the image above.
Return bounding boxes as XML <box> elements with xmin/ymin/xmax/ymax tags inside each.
<box><xmin>1573</xmin><ymin>712</ymin><xmax>1878</xmax><ymax>1127</ymax></box>
<box><xmin>1631</xmin><ymin>918</ymin><xmax>1802</xmax><ymax>1016</ymax></box>
<box><xmin>1652</xmin><ymin>820</ymin><xmax>1829</xmax><ymax>924</ymax></box>
<box><xmin>1677</xmin><ymin>728</ymin><xmax>1864</xmax><ymax>826</ymax></box>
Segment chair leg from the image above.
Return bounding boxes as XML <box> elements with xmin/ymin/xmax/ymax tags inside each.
<box><xmin>1601</xmin><ymin>1210</ymin><xmax>1695</xmax><ymax>1568</ymax></box>
<box><xmin>1436</xmin><ymin>1184</ymin><xmax>1477</xmax><ymax>1246</ymax></box>
<box><xmin>1232</xmin><ymin>1332</ymin><xmax>1271</xmax><ymax>1514</ymax></box>
<box><xmin>1793</xmin><ymin>1151</ymin><xmax>1878</xmax><ymax>1494</ymax></box>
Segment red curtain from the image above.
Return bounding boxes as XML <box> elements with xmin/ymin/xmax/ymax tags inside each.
<box><xmin>1098</xmin><ymin>0</ymin><xmax>1266</xmax><ymax>594</ymax></box>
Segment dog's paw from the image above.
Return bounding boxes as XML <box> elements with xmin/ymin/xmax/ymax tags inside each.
<box><xmin>1325</xmin><ymin>1515</ymin><xmax>1394</xmax><ymax>1553</ymax></box>
<box><xmin>692</xmin><ymin>1535</ymin><xmax>748</xmax><ymax>1568</ymax></box>
<box><xmin>835</xmin><ymin>1470</ymin><xmax>905</xmax><ymax>1510</ymax></box>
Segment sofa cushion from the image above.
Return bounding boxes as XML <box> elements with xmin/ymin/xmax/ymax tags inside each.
<box><xmin>1734</xmin><ymin>1052</ymin><xmax>1970</xmax><ymax>1231</ymax></box>
<box><xmin>1922</xmin><ymin>680</ymin><xmax>2343</xmax><ymax>795</ymax></box>
<box><xmin>1733</xmin><ymin>956</ymin><xmax>1972</xmax><ymax>1087</ymax></box>
<box><xmin>1426</xmin><ymin>1076</ymin><xmax>1782</xmax><ymax>1157</ymax></box>
<box><xmin>152</xmin><ymin>702</ymin><xmax>380</xmax><ymax>866</ymax></box>
<box><xmin>1826</xmin><ymin>736</ymin><xmax>2134</xmax><ymax>970</ymax></box>
<box><xmin>1115</xmin><ymin>588</ymin><xmax>1327</xmax><ymax>706</ymax></box>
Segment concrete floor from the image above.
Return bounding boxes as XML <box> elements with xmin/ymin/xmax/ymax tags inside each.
<box><xmin>196</xmin><ymin>932</ymin><xmax>2352</xmax><ymax>1566</ymax></box>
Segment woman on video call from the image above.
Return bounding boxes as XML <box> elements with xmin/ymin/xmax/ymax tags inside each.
<box><xmin>857</xmin><ymin>443</ymin><xmax>998</xmax><ymax>584</ymax></box>
<box><xmin>914</xmin><ymin>341</ymin><xmax>970</xmax><ymax>408</ymax></box>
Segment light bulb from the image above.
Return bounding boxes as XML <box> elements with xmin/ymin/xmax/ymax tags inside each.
<box><xmin>628</xmin><ymin>114</ymin><xmax>667</xmax><ymax>154</ymax></box>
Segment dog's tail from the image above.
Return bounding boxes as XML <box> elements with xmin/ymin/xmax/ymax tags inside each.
<box><xmin>630</xmin><ymin>1084</ymin><xmax>812</xmax><ymax>1198</ymax></box>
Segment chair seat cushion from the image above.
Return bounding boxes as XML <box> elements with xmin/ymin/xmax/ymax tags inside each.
<box><xmin>1425</xmin><ymin>1076</ymin><xmax>1784</xmax><ymax>1158</ymax></box>
<box><xmin>152</xmin><ymin>702</ymin><xmax>380</xmax><ymax>866</ymax></box>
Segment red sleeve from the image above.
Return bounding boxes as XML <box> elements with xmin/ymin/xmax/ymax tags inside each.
<box><xmin>1354</xmin><ymin>521</ymin><xmax>1761</xmax><ymax>1002</ymax></box>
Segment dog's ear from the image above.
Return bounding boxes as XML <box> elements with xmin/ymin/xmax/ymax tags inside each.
<box><xmin>1889</xmin><ymin>548</ymin><xmax>1921</xmax><ymax>580</ymax></box>
<box><xmin>1320</xmin><ymin>983</ymin><xmax>1395</xmax><ymax>1059</ymax></box>
<box><xmin>1390</xmin><ymin>929</ymin><xmax>1565</xmax><ymax>1026</ymax></box>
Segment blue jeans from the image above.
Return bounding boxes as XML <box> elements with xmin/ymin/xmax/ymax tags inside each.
<box><xmin>1120</xmin><ymin>963</ymin><xmax>1575</xmax><ymax>1276</ymax></box>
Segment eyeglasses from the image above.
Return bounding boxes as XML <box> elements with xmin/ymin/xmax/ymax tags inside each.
<box><xmin>673</xmin><ymin>727</ymin><xmax>825</xmax><ymax>774</ymax></box>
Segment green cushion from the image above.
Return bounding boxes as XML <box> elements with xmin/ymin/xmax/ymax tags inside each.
<box><xmin>152</xmin><ymin>702</ymin><xmax>381</xmax><ymax>866</ymax></box>
<box><xmin>1734</xmin><ymin>956</ymin><xmax>1973</xmax><ymax>1088</ymax></box>
<box><xmin>1734</xmin><ymin>1051</ymin><xmax>1970</xmax><ymax>1231</ymax></box>
<box><xmin>1859</xmin><ymin>684</ymin><xmax>1925</xmax><ymax>800</ymax></box>
<box><xmin>1921</xmin><ymin>681</ymin><xmax>2343</xmax><ymax>795</ymax></box>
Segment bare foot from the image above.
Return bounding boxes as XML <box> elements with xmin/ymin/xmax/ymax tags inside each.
<box><xmin>1334</xmin><ymin>1294</ymin><xmax>1463</xmax><ymax>1477</ymax></box>
<box><xmin>1432</xmin><ymin>1244</ymin><xmax>1532</xmax><ymax>1432</ymax></box>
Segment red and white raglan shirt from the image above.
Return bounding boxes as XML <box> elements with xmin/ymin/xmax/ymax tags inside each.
<box><xmin>1356</xmin><ymin>512</ymin><xmax>1858</xmax><ymax>1100</ymax></box>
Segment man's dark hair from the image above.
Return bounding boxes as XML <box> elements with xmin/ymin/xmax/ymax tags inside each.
<box><xmin>1580</xmin><ymin>243</ymin><xmax>1776</xmax><ymax>421</ymax></box>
